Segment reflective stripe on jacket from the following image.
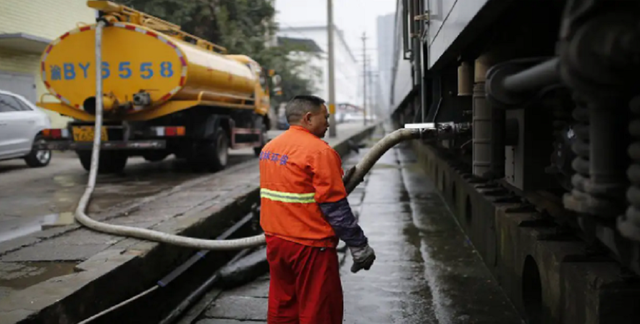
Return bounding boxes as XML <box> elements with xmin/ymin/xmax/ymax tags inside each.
<box><xmin>259</xmin><ymin>126</ymin><xmax>347</xmax><ymax>248</ymax></box>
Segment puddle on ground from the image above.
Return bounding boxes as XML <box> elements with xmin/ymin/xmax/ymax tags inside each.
<box><xmin>0</xmin><ymin>213</ymin><xmax>75</xmax><ymax>243</ymax></box>
<box><xmin>41</xmin><ymin>212</ymin><xmax>76</xmax><ymax>230</ymax></box>
<box><xmin>53</xmin><ymin>175</ymin><xmax>79</xmax><ymax>188</ymax></box>
<box><xmin>0</xmin><ymin>261</ymin><xmax>78</xmax><ymax>290</ymax></box>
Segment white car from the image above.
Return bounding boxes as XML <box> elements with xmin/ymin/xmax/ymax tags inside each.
<box><xmin>0</xmin><ymin>89</ymin><xmax>52</xmax><ymax>167</ymax></box>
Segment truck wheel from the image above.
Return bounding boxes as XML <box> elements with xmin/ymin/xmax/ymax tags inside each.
<box><xmin>208</xmin><ymin>127</ymin><xmax>229</xmax><ymax>171</ymax></box>
<box><xmin>253</xmin><ymin>123</ymin><xmax>267</xmax><ymax>157</ymax></box>
<box><xmin>24</xmin><ymin>135</ymin><xmax>52</xmax><ymax>168</ymax></box>
<box><xmin>77</xmin><ymin>151</ymin><xmax>128</xmax><ymax>174</ymax></box>
<box><xmin>143</xmin><ymin>151</ymin><xmax>169</xmax><ymax>162</ymax></box>
<box><xmin>188</xmin><ymin>126</ymin><xmax>228</xmax><ymax>172</ymax></box>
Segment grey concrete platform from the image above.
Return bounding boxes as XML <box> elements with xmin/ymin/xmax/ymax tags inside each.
<box><xmin>194</xmin><ymin>126</ymin><xmax>524</xmax><ymax>324</ymax></box>
<box><xmin>0</xmin><ymin>122</ymin><xmax>376</xmax><ymax>324</ymax></box>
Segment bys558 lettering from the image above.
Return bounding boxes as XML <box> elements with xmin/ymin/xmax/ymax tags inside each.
<box><xmin>48</xmin><ymin>61</ymin><xmax>175</xmax><ymax>81</ymax></box>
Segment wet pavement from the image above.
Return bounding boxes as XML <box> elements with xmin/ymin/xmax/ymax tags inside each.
<box><xmin>196</xmin><ymin>126</ymin><xmax>523</xmax><ymax>324</ymax></box>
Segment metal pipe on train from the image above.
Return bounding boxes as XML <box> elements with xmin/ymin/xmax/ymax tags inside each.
<box><xmin>502</xmin><ymin>58</ymin><xmax>560</xmax><ymax>93</ymax></box>
<box><xmin>486</xmin><ymin>57</ymin><xmax>561</xmax><ymax>107</ymax></box>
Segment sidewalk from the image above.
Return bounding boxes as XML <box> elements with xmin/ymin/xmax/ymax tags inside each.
<box><xmin>0</xmin><ymin>122</ymin><xmax>376</xmax><ymax>323</ymax></box>
<box><xmin>195</xmin><ymin>125</ymin><xmax>523</xmax><ymax>324</ymax></box>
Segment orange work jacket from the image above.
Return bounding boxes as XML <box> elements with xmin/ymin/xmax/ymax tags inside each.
<box><xmin>259</xmin><ymin>125</ymin><xmax>347</xmax><ymax>248</ymax></box>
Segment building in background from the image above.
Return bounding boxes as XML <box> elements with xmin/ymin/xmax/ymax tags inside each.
<box><xmin>376</xmin><ymin>13</ymin><xmax>395</xmax><ymax>115</ymax></box>
<box><xmin>277</xmin><ymin>24</ymin><xmax>361</xmax><ymax>122</ymax></box>
<box><xmin>0</xmin><ymin>0</ymin><xmax>96</xmax><ymax>128</ymax></box>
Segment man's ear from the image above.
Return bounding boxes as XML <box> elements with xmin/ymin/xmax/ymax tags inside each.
<box><xmin>302</xmin><ymin>112</ymin><xmax>312</xmax><ymax>123</ymax></box>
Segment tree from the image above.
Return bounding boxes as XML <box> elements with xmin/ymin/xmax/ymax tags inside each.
<box><xmin>114</xmin><ymin>0</ymin><xmax>319</xmax><ymax>105</ymax></box>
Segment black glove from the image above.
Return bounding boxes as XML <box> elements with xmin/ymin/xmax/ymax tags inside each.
<box><xmin>349</xmin><ymin>244</ymin><xmax>376</xmax><ymax>273</ymax></box>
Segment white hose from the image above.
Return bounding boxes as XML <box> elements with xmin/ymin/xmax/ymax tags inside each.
<box><xmin>74</xmin><ymin>22</ymin><xmax>425</xmax><ymax>250</ymax></box>
<box><xmin>343</xmin><ymin>128</ymin><xmax>423</xmax><ymax>193</ymax></box>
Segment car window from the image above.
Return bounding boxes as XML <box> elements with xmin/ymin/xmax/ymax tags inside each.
<box><xmin>0</xmin><ymin>94</ymin><xmax>25</xmax><ymax>113</ymax></box>
<box><xmin>13</xmin><ymin>96</ymin><xmax>34</xmax><ymax>111</ymax></box>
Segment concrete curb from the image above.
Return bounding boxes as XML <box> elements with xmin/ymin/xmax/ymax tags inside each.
<box><xmin>0</xmin><ymin>123</ymin><xmax>379</xmax><ymax>324</ymax></box>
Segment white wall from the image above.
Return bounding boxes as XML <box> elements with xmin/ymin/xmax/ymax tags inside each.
<box><xmin>0</xmin><ymin>0</ymin><xmax>97</xmax><ymax>128</ymax></box>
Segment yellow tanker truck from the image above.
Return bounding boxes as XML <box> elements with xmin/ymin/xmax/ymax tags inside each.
<box><xmin>38</xmin><ymin>1</ymin><xmax>281</xmax><ymax>173</ymax></box>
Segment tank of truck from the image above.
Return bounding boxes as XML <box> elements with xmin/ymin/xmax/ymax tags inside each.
<box><xmin>40</xmin><ymin>22</ymin><xmax>257</xmax><ymax>116</ymax></box>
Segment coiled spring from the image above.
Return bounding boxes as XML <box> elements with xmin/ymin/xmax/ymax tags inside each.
<box><xmin>619</xmin><ymin>96</ymin><xmax>640</xmax><ymax>241</ymax></box>
<box><xmin>568</xmin><ymin>96</ymin><xmax>591</xmax><ymax>205</ymax></box>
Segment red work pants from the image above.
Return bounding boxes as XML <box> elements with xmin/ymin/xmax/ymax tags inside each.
<box><xmin>265</xmin><ymin>235</ymin><xmax>343</xmax><ymax>324</ymax></box>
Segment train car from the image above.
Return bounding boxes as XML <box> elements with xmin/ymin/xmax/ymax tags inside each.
<box><xmin>389</xmin><ymin>1</ymin><xmax>640</xmax><ymax>323</ymax></box>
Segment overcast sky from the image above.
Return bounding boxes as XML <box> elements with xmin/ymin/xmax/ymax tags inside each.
<box><xmin>274</xmin><ymin>0</ymin><xmax>396</xmax><ymax>69</ymax></box>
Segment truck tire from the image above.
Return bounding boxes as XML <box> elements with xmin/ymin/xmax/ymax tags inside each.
<box><xmin>253</xmin><ymin>123</ymin><xmax>267</xmax><ymax>157</ymax></box>
<box><xmin>209</xmin><ymin>126</ymin><xmax>229</xmax><ymax>171</ymax></box>
<box><xmin>24</xmin><ymin>135</ymin><xmax>52</xmax><ymax>168</ymax></box>
<box><xmin>77</xmin><ymin>151</ymin><xmax>128</xmax><ymax>174</ymax></box>
<box><xmin>188</xmin><ymin>126</ymin><xmax>228</xmax><ymax>172</ymax></box>
<box><xmin>143</xmin><ymin>151</ymin><xmax>169</xmax><ymax>162</ymax></box>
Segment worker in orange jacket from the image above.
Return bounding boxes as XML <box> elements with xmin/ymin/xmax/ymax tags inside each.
<box><xmin>259</xmin><ymin>95</ymin><xmax>376</xmax><ymax>323</ymax></box>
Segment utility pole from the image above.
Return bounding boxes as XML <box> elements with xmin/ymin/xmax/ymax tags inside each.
<box><xmin>368</xmin><ymin>72</ymin><xmax>375</xmax><ymax>120</ymax></box>
<box><xmin>327</xmin><ymin>0</ymin><xmax>336</xmax><ymax>137</ymax></box>
<box><xmin>361</xmin><ymin>32</ymin><xmax>367</xmax><ymax>126</ymax></box>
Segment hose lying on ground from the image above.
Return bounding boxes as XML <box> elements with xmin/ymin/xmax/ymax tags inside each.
<box><xmin>75</xmin><ymin>21</ymin><xmax>429</xmax><ymax>250</ymax></box>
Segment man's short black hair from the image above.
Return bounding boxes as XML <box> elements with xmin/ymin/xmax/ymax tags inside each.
<box><xmin>285</xmin><ymin>95</ymin><xmax>326</xmax><ymax>124</ymax></box>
